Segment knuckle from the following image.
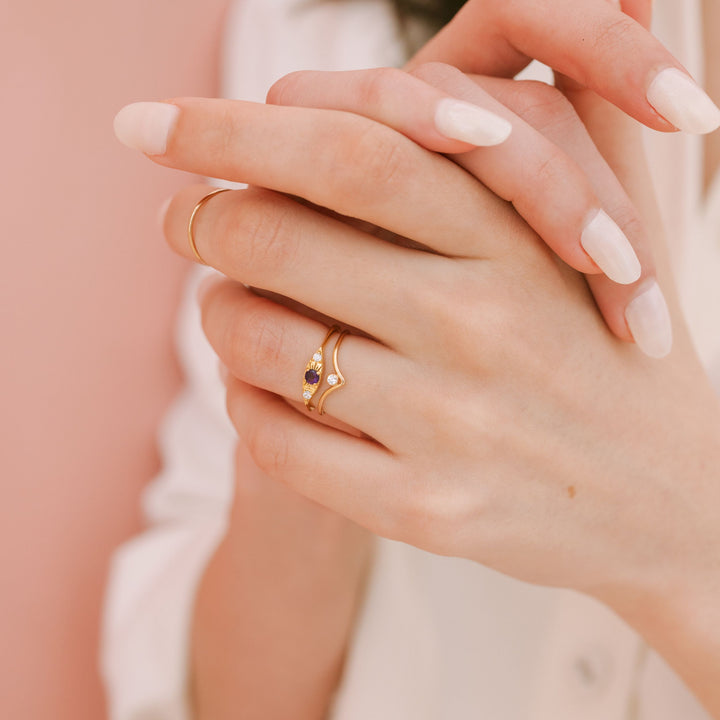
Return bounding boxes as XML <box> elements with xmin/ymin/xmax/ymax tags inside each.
<box><xmin>266</xmin><ymin>70</ymin><xmax>305</xmax><ymax>105</ymax></box>
<box><xmin>591</xmin><ymin>15</ymin><xmax>637</xmax><ymax>56</ymax></box>
<box><xmin>532</xmin><ymin>145</ymin><xmax>570</xmax><ymax>187</ymax></box>
<box><xmin>328</xmin><ymin>119</ymin><xmax>408</xmax><ymax>204</ymax></box>
<box><xmin>409</xmin><ymin>61</ymin><xmax>461</xmax><ymax>86</ymax></box>
<box><xmin>511</xmin><ymin>81</ymin><xmax>578</xmax><ymax>133</ymax></box>
<box><xmin>358</xmin><ymin>67</ymin><xmax>406</xmax><ymax>108</ymax></box>
<box><xmin>235</xmin><ymin>302</ymin><xmax>286</xmax><ymax>379</ymax></box>
<box><xmin>227</xmin><ymin>191</ymin><xmax>299</xmax><ymax>273</ymax></box>
<box><xmin>245</xmin><ymin>419</ymin><xmax>290</xmax><ymax>477</ymax></box>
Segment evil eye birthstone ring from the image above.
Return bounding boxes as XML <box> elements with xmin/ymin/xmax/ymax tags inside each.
<box><xmin>302</xmin><ymin>326</ymin><xmax>342</xmax><ymax>411</ymax></box>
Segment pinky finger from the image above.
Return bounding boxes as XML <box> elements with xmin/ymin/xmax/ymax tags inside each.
<box><xmin>226</xmin><ymin>377</ymin><xmax>407</xmax><ymax>538</ymax></box>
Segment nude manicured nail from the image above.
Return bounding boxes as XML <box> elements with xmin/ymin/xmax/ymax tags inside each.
<box><xmin>581</xmin><ymin>210</ymin><xmax>641</xmax><ymax>285</ymax></box>
<box><xmin>647</xmin><ymin>68</ymin><xmax>720</xmax><ymax>134</ymax></box>
<box><xmin>434</xmin><ymin>99</ymin><xmax>512</xmax><ymax>146</ymax></box>
<box><xmin>113</xmin><ymin>102</ymin><xmax>180</xmax><ymax>154</ymax></box>
<box><xmin>625</xmin><ymin>281</ymin><xmax>673</xmax><ymax>359</ymax></box>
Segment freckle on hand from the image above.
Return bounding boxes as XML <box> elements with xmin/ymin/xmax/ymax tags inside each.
<box><xmin>567</xmin><ymin>486</ymin><xmax>576</xmax><ymax>499</ymax></box>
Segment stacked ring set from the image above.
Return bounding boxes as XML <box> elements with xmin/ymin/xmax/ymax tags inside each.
<box><xmin>302</xmin><ymin>326</ymin><xmax>347</xmax><ymax>415</ymax></box>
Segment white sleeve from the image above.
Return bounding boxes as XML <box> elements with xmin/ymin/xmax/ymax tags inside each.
<box><xmin>101</xmin><ymin>268</ymin><xmax>236</xmax><ymax>720</ymax></box>
<box><xmin>100</xmin><ymin>2</ymin><xmax>404</xmax><ymax>719</ymax></box>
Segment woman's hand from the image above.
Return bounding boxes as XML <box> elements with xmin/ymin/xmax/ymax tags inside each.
<box><xmin>117</xmin><ymin>88</ymin><xmax>718</xmax><ymax>593</ymax></box>
<box><xmin>410</xmin><ymin>0</ymin><xmax>720</xmax><ymax>135</ymax></box>
<box><xmin>113</xmin><ymin>86</ymin><xmax>720</xmax><ymax>713</ymax></box>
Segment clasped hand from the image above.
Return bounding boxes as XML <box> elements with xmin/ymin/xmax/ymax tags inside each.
<box><xmin>113</xmin><ymin>62</ymin><xmax>720</xmax><ymax>610</ymax></box>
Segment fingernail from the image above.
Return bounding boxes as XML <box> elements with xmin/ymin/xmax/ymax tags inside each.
<box><xmin>157</xmin><ymin>196</ymin><xmax>172</xmax><ymax>231</ymax></box>
<box><xmin>625</xmin><ymin>281</ymin><xmax>673</xmax><ymax>359</ymax></box>
<box><xmin>197</xmin><ymin>273</ymin><xmax>223</xmax><ymax>304</ymax></box>
<box><xmin>434</xmin><ymin>98</ymin><xmax>513</xmax><ymax>146</ymax></box>
<box><xmin>113</xmin><ymin>102</ymin><xmax>180</xmax><ymax>154</ymax></box>
<box><xmin>581</xmin><ymin>210</ymin><xmax>642</xmax><ymax>285</ymax></box>
<box><xmin>647</xmin><ymin>68</ymin><xmax>720</xmax><ymax>134</ymax></box>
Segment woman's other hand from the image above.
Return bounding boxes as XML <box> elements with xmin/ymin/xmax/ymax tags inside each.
<box><xmin>409</xmin><ymin>0</ymin><xmax>720</xmax><ymax>135</ymax></box>
<box><xmin>191</xmin><ymin>436</ymin><xmax>372</xmax><ymax>720</ymax></box>
<box><xmin>266</xmin><ymin>64</ymin><xmax>666</xmax><ymax>356</ymax></box>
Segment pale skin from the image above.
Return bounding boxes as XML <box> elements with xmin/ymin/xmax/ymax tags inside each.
<box><xmin>160</xmin><ymin>3</ymin><xmax>720</xmax><ymax>720</ymax></box>
<box><xmin>153</xmin><ymin>77</ymin><xmax>720</xmax><ymax>716</ymax></box>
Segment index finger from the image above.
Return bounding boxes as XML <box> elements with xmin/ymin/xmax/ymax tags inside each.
<box><xmin>408</xmin><ymin>0</ymin><xmax>720</xmax><ymax>135</ymax></box>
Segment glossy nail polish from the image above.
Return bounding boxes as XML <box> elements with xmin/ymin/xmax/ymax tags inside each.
<box><xmin>647</xmin><ymin>68</ymin><xmax>720</xmax><ymax>135</ymax></box>
<box><xmin>581</xmin><ymin>210</ymin><xmax>642</xmax><ymax>285</ymax></box>
<box><xmin>625</xmin><ymin>281</ymin><xmax>673</xmax><ymax>359</ymax></box>
<box><xmin>435</xmin><ymin>99</ymin><xmax>513</xmax><ymax>147</ymax></box>
<box><xmin>113</xmin><ymin>102</ymin><xmax>180</xmax><ymax>154</ymax></box>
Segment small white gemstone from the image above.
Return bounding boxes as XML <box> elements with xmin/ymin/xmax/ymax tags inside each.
<box><xmin>313</xmin><ymin>352</ymin><xmax>322</xmax><ymax>362</ymax></box>
<box><xmin>302</xmin><ymin>391</ymin><xmax>312</xmax><ymax>400</ymax></box>
<box><xmin>327</xmin><ymin>374</ymin><xmax>339</xmax><ymax>386</ymax></box>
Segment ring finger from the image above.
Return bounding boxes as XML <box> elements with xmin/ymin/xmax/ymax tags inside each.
<box><xmin>200</xmin><ymin>278</ymin><xmax>411</xmax><ymax>445</ymax></box>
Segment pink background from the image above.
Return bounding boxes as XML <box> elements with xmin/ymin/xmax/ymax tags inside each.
<box><xmin>0</xmin><ymin>2</ymin><xmax>228</xmax><ymax>716</ymax></box>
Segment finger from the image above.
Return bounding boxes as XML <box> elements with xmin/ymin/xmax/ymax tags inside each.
<box><xmin>272</xmin><ymin>65</ymin><xmax>644</xmax><ymax>284</ymax></box>
<box><xmin>269</xmin><ymin>67</ymin><xmax>513</xmax><ymax>153</ymax></box>
<box><xmin>472</xmin><ymin>74</ymin><xmax>672</xmax><ymax>356</ymax></box>
<box><xmin>551</xmin><ymin>2</ymin><xmax>674</xmax><ymax>358</ymax></box>
<box><xmin>408</xmin><ymin>0</ymin><xmax>720</xmax><ymax>135</ymax></box>
<box><xmin>201</xmin><ymin>278</ymin><xmax>411</xmax><ymax>443</ymax></box>
<box><xmin>165</xmin><ymin>183</ymin><xmax>445</xmax><ymax>347</ymax></box>
<box><xmin>114</xmin><ymin>97</ymin><xmax>516</xmax><ymax>258</ymax></box>
<box><xmin>225</xmin><ymin>377</ymin><xmax>408</xmax><ymax>541</ymax></box>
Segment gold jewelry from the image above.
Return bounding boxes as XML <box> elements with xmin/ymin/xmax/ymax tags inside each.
<box><xmin>187</xmin><ymin>188</ymin><xmax>231</xmax><ymax>265</ymax></box>
<box><xmin>316</xmin><ymin>330</ymin><xmax>348</xmax><ymax>416</ymax></box>
<box><xmin>302</xmin><ymin>326</ymin><xmax>341</xmax><ymax>411</ymax></box>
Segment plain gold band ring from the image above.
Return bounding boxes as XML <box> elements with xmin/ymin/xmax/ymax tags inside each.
<box><xmin>317</xmin><ymin>330</ymin><xmax>348</xmax><ymax>416</ymax></box>
<box><xmin>187</xmin><ymin>187</ymin><xmax>231</xmax><ymax>265</ymax></box>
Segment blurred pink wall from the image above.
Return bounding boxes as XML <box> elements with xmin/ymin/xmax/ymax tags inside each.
<box><xmin>0</xmin><ymin>1</ymin><xmax>228</xmax><ymax>716</ymax></box>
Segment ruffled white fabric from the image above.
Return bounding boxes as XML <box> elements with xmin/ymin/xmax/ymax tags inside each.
<box><xmin>101</xmin><ymin>1</ymin><xmax>718</xmax><ymax>719</ymax></box>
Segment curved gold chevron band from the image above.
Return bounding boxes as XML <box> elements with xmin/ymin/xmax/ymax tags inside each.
<box><xmin>187</xmin><ymin>188</ymin><xmax>231</xmax><ymax>265</ymax></box>
<box><xmin>302</xmin><ymin>326</ymin><xmax>341</xmax><ymax>411</ymax></box>
<box><xmin>316</xmin><ymin>330</ymin><xmax>348</xmax><ymax>416</ymax></box>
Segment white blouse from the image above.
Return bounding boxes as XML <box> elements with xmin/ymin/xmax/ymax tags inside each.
<box><xmin>100</xmin><ymin>1</ymin><xmax>720</xmax><ymax>718</ymax></box>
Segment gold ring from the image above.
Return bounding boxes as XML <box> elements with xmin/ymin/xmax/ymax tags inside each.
<box><xmin>302</xmin><ymin>326</ymin><xmax>341</xmax><ymax>411</ymax></box>
<box><xmin>187</xmin><ymin>187</ymin><xmax>231</xmax><ymax>265</ymax></box>
<box><xmin>316</xmin><ymin>330</ymin><xmax>348</xmax><ymax>416</ymax></box>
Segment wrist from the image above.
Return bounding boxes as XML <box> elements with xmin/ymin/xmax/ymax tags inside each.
<box><xmin>590</xmin><ymin>426</ymin><xmax>720</xmax><ymax>715</ymax></box>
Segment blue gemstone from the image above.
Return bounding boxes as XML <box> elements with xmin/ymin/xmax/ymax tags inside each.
<box><xmin>305</xmin><ymin>369</ymin><xmax>320</xmax><ymax>385</ymax></box>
